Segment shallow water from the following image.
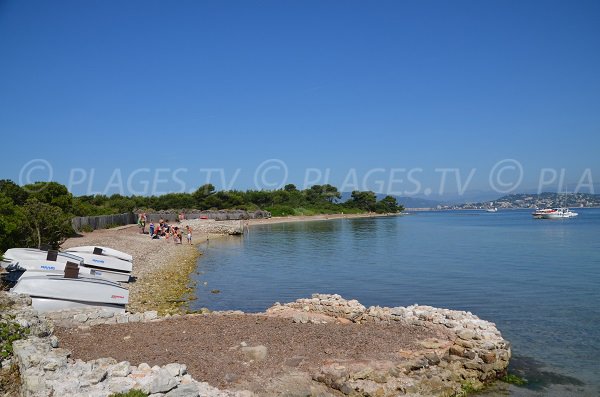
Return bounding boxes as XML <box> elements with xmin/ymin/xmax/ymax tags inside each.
<box><xmin>191</xmin><ymin>209</ymin><xmax>600</xmax><ymax>396</ymax></box>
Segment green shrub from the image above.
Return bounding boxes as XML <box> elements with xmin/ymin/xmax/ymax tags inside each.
<box><xmin>0</xmin><ymin>317</ymin><xmax>30</xmax><ymax>359</ymax></box>
<box><xmin>265</xmin><ymin>205</ymin><xmax>295</xmax><ymax>217</ymax></box>
<box><xmin>109</xmin><ymin>390</ymin><xmax>148</xmax><ymax>397</ymax></box>
<box><xmin>80</xmin><ymin>224</ymin><xmax>94</xmax><ymax>233</ymax></box>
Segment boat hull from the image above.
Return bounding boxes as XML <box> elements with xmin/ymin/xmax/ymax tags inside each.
<box><xmin>65</xmin><ymin>246</ymin><xmax>133</xmax><ymax>263</ymax></box>
<box><xmin>30</xmin><ymin>298</ymin><xmax>126</xmax><ymax>313</ymax></box>
<box><xmin>2</xmin><ymin>248</ymin><xmax>132</xmax><ymax>283</ymax></box>
<box><xmin>10</xmin><ymin>272</ymin><xmax>128</xmax><ymax>313</ymax></box>
<box><xmin>2</xmin><ymin>249</ymin><xmax>83</xmax><ymax>268</ymax></box>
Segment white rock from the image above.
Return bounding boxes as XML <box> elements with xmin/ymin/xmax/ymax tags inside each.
<box><xmin>150</xmin><ymin>368</ymin><xmax>179</xmax><ymax>394</ymax></box>
<box><xmin>241</xmin><ymin>345</ymin><xmax>268</xmax><ymax>361</ymax></box>
<box><xmin>109</xmin><ymin>361</ymin><xmax>132</xmax><ymax>377</ymax></box>
<box><xmin>74</xmin><ymin>313</ymin><xmax>89</xmax><ymax>323</ymax></box>
<box><xmin>144</xmin><ymin>311</ymin><xmax>159</xmax><ymax>321</ymax></box>
<box><xmin>165</xmin><ymin>384</ymin><xmax>200</xmax><ymax>397</ymax></box>
<box><xmin>108</xmin><ymin>376</ymin><xmax>137</xmax><ymax>394</ymax></box>
<box><xmin>165</xmin><ymin>363</ymin><xmax>187</xmax><ymax>377</ymax></box>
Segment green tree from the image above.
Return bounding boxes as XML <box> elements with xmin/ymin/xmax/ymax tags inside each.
<box><xmin>321</xmin><ymin>184</ymin><xmax>341</xmax><ymax>203</ymax></box>
<box><xmin>22</xmin><ymin>198</ymin><xmax>73</xmax><ymax>249</ymax></box>
<box><xmin>375</xmin><ymin>195</ymin><xmax>403</xmax><ymax>213</ymax></box>
<box><xmin>349</xmin><ymin>190</ymin><xmax>377</xmax><ymax>211</ymax></box>
<box><xmin>192</xmin><ymin>184</ymin><xmax>215</xmax><ymax>207</ymax></box>
<box><xmin>0</xmin><ymin>180</ymin><xmax>28</xmax><ymax>206</ymax></box>
<box><xmin>23</xmin><ymin>182</ymin><xmax>74</xmax><ymax>214</ymax></box>
<box><xmin>0</xmin><ymin>193</ymin><xmax>27</xmax><ymax>252</ymax></box>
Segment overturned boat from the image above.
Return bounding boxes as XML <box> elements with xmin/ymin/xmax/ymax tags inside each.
<box><xmin>64</xmin><ymin>246</ymin><xmax>133</xmax><ymax>263</ymax></box>
<box><xmin>1</xmin><ymin>259</ymin><xmax>96</xmax><ymax>285</ymax></box>
<box><xmin>2</xmin><ymin>247</ymin><xmax>132</xmax><ymax>283</ymax></box>
<box><xmin>10</xmin><ymin>268</ymin><xmax>129</xmax><ymax>313</ymax></box>
<box><xmin>2</xmin><ymin>248</ymin><xmax>84</xmax><ymax>267</ymax></box>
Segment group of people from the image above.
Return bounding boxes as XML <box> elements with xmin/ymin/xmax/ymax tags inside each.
<box><xmin>138</xmin><ymin>214</ymin><xmax>192</xmax><ymax>244</ymax></box>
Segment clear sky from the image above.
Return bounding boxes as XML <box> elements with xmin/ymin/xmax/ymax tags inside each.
<box><xmin>1</xmin><ymin>0</ymin><xmax>599</xmax><ymax>198</ymax></box>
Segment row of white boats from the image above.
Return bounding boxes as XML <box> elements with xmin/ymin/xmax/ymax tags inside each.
<box><xmin>1</xmin><ymin>246</ymin><xmax>133</xmax><ymax>313</ymax></box>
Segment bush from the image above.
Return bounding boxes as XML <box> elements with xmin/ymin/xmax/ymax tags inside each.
<box><xmin>265</xmin><ymin>205</ymin><xmax>296</xmax><ymax>217</ymax></box>
<box><xmin>109</xmin><ymin>390</ymin><xmax>148</xmax><ymax>397</ymax></box>
<box><xmin>0</xmin><ymin>317</ymin><xmax>30</xmax><ymax>359</ymax></box>
<box><xmin>80</xmin><ymin>224</ymin><xmax>94</xmax><ymax>233</ymax></box>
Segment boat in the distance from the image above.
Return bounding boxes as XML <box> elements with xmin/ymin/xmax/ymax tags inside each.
<box><xmin>486</xmin><ymin>207</ymin><xmax>498</xmax><ymax>213</ymax></box>
<box><xmin>532</xmin><ymin>208</ymin><xmax>578</xmax><ymax>219</ymax></box>
<box><xmin>10</xmin><ymin>270</ymin><xmax>128</xmax><ymax>313</ymax></box>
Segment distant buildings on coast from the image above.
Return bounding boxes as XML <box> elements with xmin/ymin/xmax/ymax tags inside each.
<box><xmin>404</xmin><ymin>193</ymin><xmax>600</xmax><ymax>211</ymax></box>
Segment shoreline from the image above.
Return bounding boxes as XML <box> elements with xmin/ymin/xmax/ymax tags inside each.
<box><xmin>61</xmin><ymin>212</ymin><xmax>399</xmax><ymax>314</ymax></box>
<box><xmin>248</xmin><ymin>211</ymin><xmax>401</xmax><ymax>226</ymax></box>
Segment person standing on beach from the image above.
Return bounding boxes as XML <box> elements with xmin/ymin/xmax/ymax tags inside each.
<box><xmin>186</xmin><ymin>225</ymin><xmax>192</xmax><ymax>244</ymax></box>
<box><xmin>138</xmin><ymin>213</ymin><xmax>147</xmax><ymax>234</ymax></box>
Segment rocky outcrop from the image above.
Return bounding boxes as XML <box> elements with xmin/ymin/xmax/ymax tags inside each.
<box><xmin>4</xmin><ymin>292</ymin><xmax>511</xmax><ymax>397</ymax></box>
<box><xmin>2</xmin><ymin>293</ymin><xmax>250</xmax><ymax>397</ymax></box>
<box><xmin>267</xmin><ymin>294</ymin><xmax>511</xmax><ymax>396</ymax></box>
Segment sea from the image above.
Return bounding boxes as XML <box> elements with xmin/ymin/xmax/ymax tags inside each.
<box><xmin>190</xmin><ymin>209</ymin><xmax>600</xmax><ymax>396</ymax></box>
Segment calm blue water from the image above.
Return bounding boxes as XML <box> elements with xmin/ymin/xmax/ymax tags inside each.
<box><xmin>191</xmin><ymin>210</ymin><xmax>600</xmax><ymax>396</ymax></box>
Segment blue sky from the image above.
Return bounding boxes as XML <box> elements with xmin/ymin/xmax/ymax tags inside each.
<box><xmin>1</xmin><ymin>0</ymin><xmax>599</xmax><ymax>198</ymax></box>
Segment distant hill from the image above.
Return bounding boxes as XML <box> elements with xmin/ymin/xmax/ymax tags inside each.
<box><xmin>392</xmin><ymin>196</ymin><xmax>442</xmax><ymax>209</ymax></box>
<box><xmin>451</xmin><ymin>192</ymin><xmax>600</xmax><ymax>209</ymax></box>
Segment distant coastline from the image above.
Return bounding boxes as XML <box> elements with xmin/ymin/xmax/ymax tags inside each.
<box><xmin>247</xmin><ymin>211</ymin><xmax>401</xmax><ymax>226</ymax></box>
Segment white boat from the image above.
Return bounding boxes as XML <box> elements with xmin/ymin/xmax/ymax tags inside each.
<box><xmin>64</xmin><ymin>246</ymin><xmax>133</xmax><ymax>263</ymax></box>
<box><xmin>532</xmin><ymin>208</ymin><xmax>578</xmax><ymax>219</ymax></box>
<box><xmin>2</xmin><ymin>248</ymin><xmax>132</xmax><ymax>283</ymax></box>
<box><xmin>63</xmin><ymin>251</ymin><xmax>132</xmax><ymax>283</ymax></box>
<box><xmin>2</xmin><ymin>260</ymin><xmax>96</xmax><ymax>284</ymax></box>
<box><xmin>486</xmin><ymin>207</ymin><xmax>498</xmax><ymax>213</ymax></box>
<box><xmin>2</xmin><ymin>248</ymin><xmax>84</xmax><ymax>268</ymax></box>
<box><xmin>10</xmin><ymin>271</ymin><xmax>128</xmax><ymax>313</ymax></box>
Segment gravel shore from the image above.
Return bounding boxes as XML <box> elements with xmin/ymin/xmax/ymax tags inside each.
<box><xmin>55</xmin><ymin>314</ymin><xmax>448</xmax><ymax>394</ymax></box>
<box><xmin>62</xmin><ymin>219</ymin><xmax>240</xmax><ymax>314</ymax></box>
